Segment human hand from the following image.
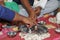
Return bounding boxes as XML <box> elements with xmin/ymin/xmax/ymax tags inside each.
<box><xmin>35</xmin><ymin>6</ymin><xmax>42</xmax><ymax>16</ymax></box>
<box><xmin>28</xmin><ymin>10</ymin><xmax>37</xmax><ymax>24</ymax></box>
<box><xmin>22</xmin><ymin>17</ymin><xmax>36</xmax><ymax>28</ymax></box>
<box><xmin>29</xmin><ymin>7</ymin><xmax>41</xmax><ymax>23</ymax></box>
<box><xmin>29</xmin><ymin>13</ymin><xmax>37</xmax><ymax>25</ymax></box>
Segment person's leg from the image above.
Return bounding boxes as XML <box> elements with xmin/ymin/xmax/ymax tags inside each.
<box><xmin>38</xmin><ymin>0</ymin><xmax>59</xmax><ymax>18</ymax></box>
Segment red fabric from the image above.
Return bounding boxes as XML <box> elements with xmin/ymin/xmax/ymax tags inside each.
<box><xmin>45</xmin><ymin>29</ymin><xmax>60</xmax><ymax>40</ymax></box>
<box><xmin>0</xmin><ymin>15</ymin><xmax>60</xmax><ymax>40</ymax></box>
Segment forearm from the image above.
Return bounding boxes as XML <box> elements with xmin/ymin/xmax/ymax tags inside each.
<box><xmin>20</xmin><ymin>0</ymin><xmax>35</xmax><ymax>15</ymax></box>
<box><xmin>13</xmin><ymin>12</ymin><xmax>25</xmax><ymax>22</ymax></box>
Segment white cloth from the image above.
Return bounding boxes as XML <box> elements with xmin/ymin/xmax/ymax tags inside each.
<box><xmin>33</xmin><ymin>0</ymin><xmax>48</xmax><ymax>9</ymax></box>
<box><xmin>56</xmin><ymin>12</ymin><xmax>60</xmax><ymax>24</ymax></box>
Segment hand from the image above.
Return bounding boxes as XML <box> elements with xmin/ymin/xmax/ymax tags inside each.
<box><xmin>28</xmin><ymin>9</ymin><xmax>37</xmax><ymax>20</ymax></box>
<box><xmin>29</xmin><ymin>12</ymin><xmax>37</xmax><ymax>25</ymax></box>
<box><xmin>22</xmin><ymin>17</ymin><xmax>36</xmax><ymax>28</ymax></box>
<box><xmin>12</xmin><ymin>12</ymin><xmax>36</xmax><ymax>28</ymax></box>
<box><xmin>29</xmin><ymin>7</ymin><xmax>41</xmax><ymax>24</ymax></box>
<box><xmin>35</xmin><ymin>6</ymin><xmax>42</xmax><ymax>16</ymax></box>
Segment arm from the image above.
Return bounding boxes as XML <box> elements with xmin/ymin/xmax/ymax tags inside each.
<box><xmin>0</xmin><ymin>5</ymin><xmax>35</xmax><ymax>27</ymax></box>
<box><xmin>20</xmin><ymin>0</ymin><xmax>38</xmax><ymax>24</ymax></box>
<box><xmin>20</xmin><ymin>0</ymin><xmax>35</xmax><ymax>16</ymax></box>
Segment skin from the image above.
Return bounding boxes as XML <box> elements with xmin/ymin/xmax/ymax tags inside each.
<box><xmin>20</xmin><ymin>0</ymin><xmax>42</xmax><ymax>16</ymax></box>
<box><xmin>20</xmin><ymin>0</ymin><xmax>42</xmax><ymax>24</ymax></box>
<box><xmin>12</xmin><ymin>12</ymin><xmax>36</xmax><ymax>27</ymax></box>
<box><xmin>35</xmin><ymin>6</ymin><xmax>42</xmax><ymax>16</ymax></box>
<box><xmin>0</xmin><ymin>0</ymin><xmax>36</xmax><ymax>28</ymax></box>
<box><xmin>56</xmin><ymin>8</ymin><xmax>60</xmax><ymax>12</ymax></box>
<box><xmin>0</xmin><ymin>0</ymin><xmax>42</xmax><ymax>27</ymax></box>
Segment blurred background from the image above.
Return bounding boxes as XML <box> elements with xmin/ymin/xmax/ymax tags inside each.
<box><xmin>58</xmin><ymin>0</ymin><xmax>60</xmax><ymax>8</ymax></box>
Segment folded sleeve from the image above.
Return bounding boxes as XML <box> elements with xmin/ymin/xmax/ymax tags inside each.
<box><xmin>0</xmin><ymin>5</ymin><xmax>15</xmax><ymax>21</ymax></box>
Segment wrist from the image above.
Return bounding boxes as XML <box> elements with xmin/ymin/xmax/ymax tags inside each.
<box><xmin>18</xmin><ymin>16</ymin><xmax>26</xmax><ymax>22</ymax></box>
<box><xmin>29</xmin><ymin>14</ymin><xmax>35</xmax><ymax>18</ymax></box>
<box><xmin>29</xmin><ymin>11</ymin><xmax>35</xmax><ymax>16</ymax></box>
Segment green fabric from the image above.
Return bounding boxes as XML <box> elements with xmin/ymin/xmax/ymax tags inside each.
<box><xmin>4</xmin><ymin>2</ymin><xmax>20</xmax><ymax>12</ymax></box>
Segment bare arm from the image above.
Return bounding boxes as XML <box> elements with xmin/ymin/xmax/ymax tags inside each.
<box><xmin>20</xmin><ymin>0</ymin><xmax>35</xmax><ymax>16</ymax></box>
<box><xmin>12</xmin><ymin>12</ymin><xmax>35</xmax><ymax>27</ymax></box>
<box><xmin>12</xmin><ymin>12</ymin><xmax>24</xmax><ymax>21</ymax></box>
<box><xmin>0</xmin><ymin>5</ymin><xmax>35</xmax><ymax>27</ymax></box>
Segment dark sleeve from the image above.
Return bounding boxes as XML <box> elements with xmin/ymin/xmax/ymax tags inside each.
<box><xmin>13</xmin><ymin>0</ymin><xmax>34</xmax><ymax>6</ymax></box>
<box><xmin>0</xmin><ymin>5</ymin><xmax>15</xmax><ymax>21</ymax></box>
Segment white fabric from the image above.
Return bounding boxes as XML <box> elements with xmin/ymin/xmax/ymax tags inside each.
<box><xmin>19</xmin><ymin>33</ymin><xmax>50</xmax><ymax>40</ymax></box>
<box><xmin>33</xmin><ymin>0</ymin><xmax>48</xmax><ymax>9</ymax></box>
<box><xmin>56</xmin><ymin>12</ymin><xmax>60</xmax><ymax>24</ymax></box>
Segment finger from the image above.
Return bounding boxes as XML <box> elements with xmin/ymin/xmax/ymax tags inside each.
<box><xmin>26</xmin><ymin>21</ymin><xmax>34</xmax><ymax>28</ymax></box>
<box><xmin>32</xmin><ymin>17</ymin><xmax>37</xmax><ymax>24</ymax></box>
<box><xmin>26</xmin><ymin>24</ymin><xmax>30</xmax><ymax>28</ymax></box>
<box><xmin>29</xmin><ymin>24</ymin><xmax>34</xmax><ymax>28</ymax></box>
<box><xmin>32</xmin><ymin>19</ymin><xmax>37</xmax><ymax>25</ymax></box>
<box><xmin>27</xmin><ymin>23</ymin><xmax>34</xmax><ymax>28</ymax></box>
<box><xmin>35</xmin><ymin>9</ymin><xmax>38</xmax><ymax>12</ymax></box>
<box><xmin>29</xmin><ymin>17</ymin><xmax>37</xmax><ymax>25</ymax></box>
<box><xmin>35</xmin><ymin>9</ymin><xmax>40</xmax><ymax>13</ymax></box>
